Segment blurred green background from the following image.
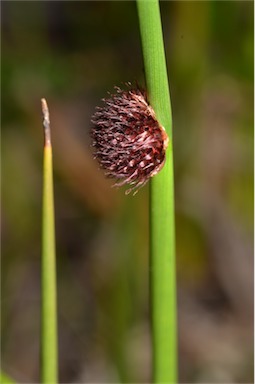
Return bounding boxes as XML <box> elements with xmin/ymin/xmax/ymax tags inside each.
<box><xmin>2</xmin><ymin>1</ymin><xmax>253</xmax><ymax>383</ymax></box>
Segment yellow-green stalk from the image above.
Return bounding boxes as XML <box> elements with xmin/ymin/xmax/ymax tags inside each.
<box><xmin>41</xmin><ymin>99</ymin><xmax>58</xmax><ymax>384</ymax></box>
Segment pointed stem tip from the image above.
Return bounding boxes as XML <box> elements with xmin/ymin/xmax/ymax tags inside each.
<box><xmin>41</xmin><ymin>98</ymin><xmax>51</xmax><ymax>147</ymax></box>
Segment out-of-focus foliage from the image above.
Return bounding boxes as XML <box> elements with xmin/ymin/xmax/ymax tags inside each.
<box><xmin>2</xmin><ymin>1</ymin><xmax>253</xmax><ymax>383</ymax></box>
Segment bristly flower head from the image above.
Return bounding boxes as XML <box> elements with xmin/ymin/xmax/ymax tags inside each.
<box><xmin>91</xmin><ymin>84</ymin><xmax>169</xmax><ymax>195</ymax></box>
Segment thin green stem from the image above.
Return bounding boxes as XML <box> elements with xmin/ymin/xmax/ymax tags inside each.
<box><xmin>137</xmin><ymin>1</ymin><xmax>177</xmax><ymax>383</ymax></box>
<box><xmin>41</xmin><ymin>99</ymin><xmax>58</xmax><ymax>384</ymax></box>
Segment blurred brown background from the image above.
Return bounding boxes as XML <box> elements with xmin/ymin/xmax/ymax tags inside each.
<box><xmin>2</xmin><ymin>1</ymin><xmax>253</xmax><ymax>383</ymax></box>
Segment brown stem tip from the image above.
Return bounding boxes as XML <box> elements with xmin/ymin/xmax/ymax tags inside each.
<box><xmin>41</xmin><ymin>98</ymin><xmax>51</xmax><ymax>147</ymax></box>
<box><xmin>91</xmin><ymin>85</ymin><xmax>169</xmax><ymax>195</ymax></box>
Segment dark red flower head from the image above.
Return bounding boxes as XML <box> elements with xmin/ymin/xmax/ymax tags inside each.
<box><xmin>91</xmin><ymin>85</ymin><xmax>169</xmax><ymax>195</ymax></box>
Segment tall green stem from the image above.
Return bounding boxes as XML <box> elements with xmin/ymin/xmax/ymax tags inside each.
<box><xmin>41</xmin><ymin>99</ymin><xmax>58</xmax><ymax>384</ymax></box>
<box><xmin>137</xmin><ymin>1</ymin><xmax>177</xmax><ymax>382</ymax></box>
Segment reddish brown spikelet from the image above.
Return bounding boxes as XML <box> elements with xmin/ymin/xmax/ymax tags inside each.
<box><xmin>91</xmin><ymin>85</ymin><xmax>169</xmax><ymax>195</ymax></box>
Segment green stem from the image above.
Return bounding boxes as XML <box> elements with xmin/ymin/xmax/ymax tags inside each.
<box><xmin>41</xmin><ymin>99</ymin><xmax>58</xmax><ymax>384</ymax></box>
<box><xmin>137</xmin><ymin>1</ymin><xmax>177</xmax><ymax>383</ymax></box>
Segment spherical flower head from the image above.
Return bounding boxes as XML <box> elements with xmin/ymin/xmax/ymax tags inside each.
<box><xmin>91</xmin><ymin>85</ymin><xmax>169</xmax><ymax>195</ymax></box>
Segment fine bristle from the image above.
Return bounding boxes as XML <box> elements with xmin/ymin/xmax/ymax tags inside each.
<box><xmin>91</xmin><ymin>85</ymin><xmax>168</xmax><ymax>195</ymax></box>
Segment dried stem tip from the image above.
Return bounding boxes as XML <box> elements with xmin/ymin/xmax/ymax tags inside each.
<box><xmin>41</xmin><ymin>98</ymin><xmax>51</xmax><ymax>147</ymax></box>
<box><xmin>91</xmin><ymin>86</ymin><xmax>169</xmax><ymax>195</ymax></box>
